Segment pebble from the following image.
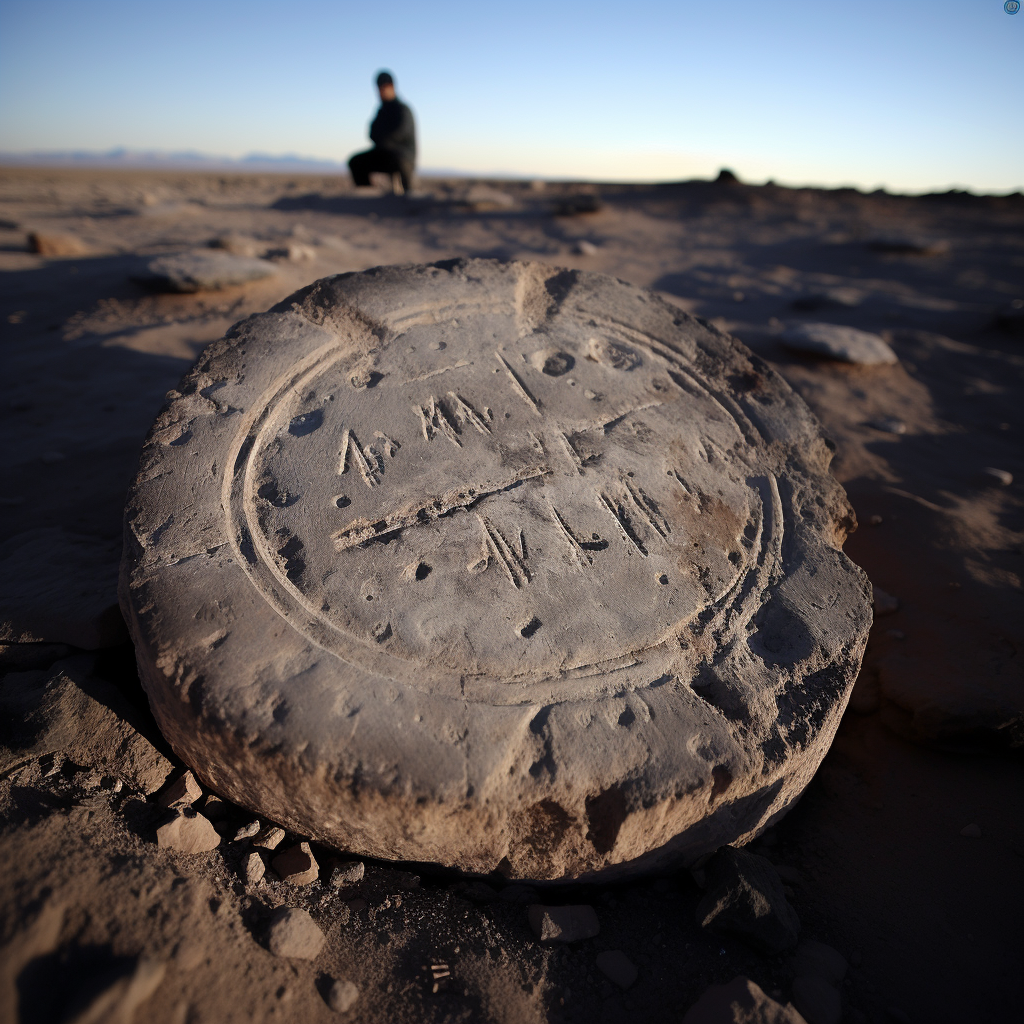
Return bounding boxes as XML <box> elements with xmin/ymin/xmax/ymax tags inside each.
<box><xmin>244</xmin><ymin>850</ymin><xmax>266</xmax><ymax>886</ymax></box>
<box><xmin>868</xmin><ymin>515</ymin><xmax>884</xmax><ymax>526</ymax></box>
<box><xmin>974</xmin><ymin>467</ymin><xmax>1012</xmax><ymax>487</ymax></box>
<box><xmin>791</xmin><ymin>940</ymin><xmax>848</xmax><ymax>985</ymax></box>
<box><xmin>792</xmin><ymin>975</ymin><xmax>842</xmax><ymax>1024</ymax></box>
<box><xmin>272</xmin><ymin>842</ymin><xmax>319</xmax><ymax>885</ymax></box>
<box><xmin>573</xmin><ymin>240</ymin><xmax>599</xmax><ymax>256</ymax></box>
<box><xmin>327</xmin><ymin>977</ymin><xmax>360</xmax><ymax>1013</ymax></box>
<box><xmin>595</xmin><ymin>950</ymin><xmax>638</xmax><ymax>989</ymax></box>
<box><xmin>27</xmin><ymin>230</ymin><xmax>91</xmax><ymax>257</ymax></box>
<box><xmin>266</xmin><ymin>906</ymin><xmax>325</xmax><ymax>960</ymax></box>
<box><xmin>158</xmin><ymin>770</ymin><xmax>203</xmax><ymax>809</ymax></box>
<box><xmin>155</xmin><ymin>811</ymin><xmax>221</xmax><ymax>853</ymax></box>
<box><xmin>959</xmin><ymin>823</ymin><xmax>982</xmax><ymax>838</ymax></box>
<box><xmin>329</xmin><ymin>860</ymin><xmax>365</xmax><ymax>887</ymax></box>
<box><xmin>252</xmin><ymin>825</ymin><xmax>286</xmax><ymax>850</ymax></box>
<box><xmin>868</xmin><ymin>417</ymin><xmax>906</xmax><ymax>435</ymax></box>
<box><xmin>780</xmin><ymin>322</ymin><xmax>898</xmax><ymax>365</ymax></box>
<box><xmin>528</xmin><ymin>904</ymin><xmax>600</xmax><ymax>944</ymax></box>
<box><xmin>872</xmin><ymin>586</ymin><xmax>900</xmax><ymax>616</ymax></box>
<box><xmin>234</xmin><ymin>820</ymin><xmax>261</xmax><ymax>842</ymax></box>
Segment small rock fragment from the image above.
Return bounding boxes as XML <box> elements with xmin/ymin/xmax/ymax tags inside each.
<box><xmin>329</xmin><ymin>860</ymin><xmax>365</xmax><ymax>887</ymax></box>
<box><xmin>158</xmin><ymin>770</ymin><xmax>203</xmax><ymax>809</ymax></box>
<box><xmin>527</xmin><ymin>904</ymin><xmax>600</xmax><ymax>944</ymax></box>
<box><xmin>791</xmin><ymin>941</ymin><xmax>847</xmax><ymax>986</ymax></box>
<box><xmin>326</xmin><ymin>977</ymin><xmax>360</xmax><ymax>1013</ymax></box>
<box><xmin>573</xmin><ymin>239</ymin><xmax>599</xmax><ymax>256</ymax></box>
<box><xmin>266</xmin><ymin>907</ymin><xmax>325</xmax><ymax>960</ymax></box>
<box><xmin>974</xmin><ymin>467</ymin><xmax>1012</xmax><ymax>487</ymax></box>
<box><xmin>273</xmin><ymin>842</ymin><xmax>319</xmax><ymax>885</ymax></box>
<box><xmin>868</xmin><ymin>515</ymin><xmax>883</xmax><ymax>526</ymax></box>
<box><xmin>28</xmin><ymin>230</ymin><xmax>91</xmax><ymax>257</ymax></box>
<box><xmin>682</xmin><ymin>976</ymin><xmax>807</xmax><ymax>1024</ymax></box>
<box><xmin>244</xmin><ymin>851</ymin><xmax>266</xmax><ymax>886</ymax></box>
<box><xmin>695</xmin><ymin>846</ymin><xmax>800</xmax><ymax>954</ymax></box>
<box><xmin>234</xmin><ymin>820</ymin><xmax>261</xmax><ymax>842</ymax></box>
<box><xmin>872</xmin><ymin>586</ymin><xmax>900</xmax><ymax>616</ymax></box>
<box><xmin>155</xmin><ymin>811</ymin><xmax>221</xmax><ymax>854</ymax></box>
<box><xmin>791</xmin><ymin>976</ymin><xmax>842</xmax><ymax>1024</ymax></box>
<box><xmin>960</xmin><ymin>823</ymin><xmax>982</xmax><ymax>838</ymax></box>
<box><xmin>595</xmin><ymin>949</ymin><xmax>638</xmax><ymax>989</ymax></box>
<box><xmin>780</xmin><ymin>323</ymin><xmax>898</xmax><ymax>365</ymax></box>
<box><xmin>252</xmin><ymin>825</ymin><xmax>286</xmax><ymax>850</ymax></box>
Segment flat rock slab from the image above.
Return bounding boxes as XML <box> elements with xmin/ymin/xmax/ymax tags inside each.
<box><xmin>121</xmin><ymin>259</ymin><xmax>871</xmax><ymax>880</ymax></box>
<box><xmin>137</xmin><ymin>250</ymin><xmax>277</xmax><ymax>292</ymax></box>
<box><xmin>780</xmin><ymin>322</ymin><xmax>898</xmax><ymax>365</ymax></box>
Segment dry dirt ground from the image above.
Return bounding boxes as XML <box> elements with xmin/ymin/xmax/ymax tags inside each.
<box><xmin>0</xmin><ymin>167</ymin><xmax>1021</xmax><ymax>1024</ymax></box>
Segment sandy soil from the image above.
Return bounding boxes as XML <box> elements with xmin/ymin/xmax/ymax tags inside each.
<box><xmin>0</xmin><ymin>167</ymin><xmax>1021</xmax><ymax>1024</ymax></box>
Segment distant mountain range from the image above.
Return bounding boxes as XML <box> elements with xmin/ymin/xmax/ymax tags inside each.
<box><xmin>0</xmin><ymin>148</ymin><xmax>350</xmax><ymax>172</ymax></box>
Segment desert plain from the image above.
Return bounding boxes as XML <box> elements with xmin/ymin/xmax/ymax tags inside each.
<box><xmin>0</xmin><ymin>166</ymin><xmax>1021</xmax><ymax>1024</ymax></box>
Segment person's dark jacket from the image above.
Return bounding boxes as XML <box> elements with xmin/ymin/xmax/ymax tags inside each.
<box><xmin>369</xmin><ymin>99</ymin><xmax>416</xmax><ymax>167</ymax></box>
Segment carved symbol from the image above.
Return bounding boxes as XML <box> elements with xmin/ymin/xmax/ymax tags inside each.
<box><xmin>623</xmin><ymin>477</ymin><xmax>670</xmax><ymax>538</ymax></box>
<box><xmin>477</xmin><ymin>515</ymin><xmax>530</xmax><ymax>589</ymax></box>
<box><xmin>495</xmin><ymin>351</ymin><xmax>542</xmax><ymax>416</ymax></box>
<box><xmin>548</xmin><ymin>503</ymin><xmax>591</xmax><ymax>568</ymax></box>
<box><xmin>597</xmin><ymin>491</ymin><xmax>648</xmax><ymax>557</ymax></box>
<box><xmin>416</xmin><ymin>396</ymin><xmax>462</xmax><ymax>447</ymax></box>
<box><xmin>338</xmin><ymin>428</ymin><xmax>378</xmax><ymax>488</ymax></box>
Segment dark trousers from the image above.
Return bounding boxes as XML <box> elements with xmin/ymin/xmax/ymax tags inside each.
<box><xmin>348</xmin><ymin>148</ymin><xmax>414</xmax><ymax>192</ymax></box>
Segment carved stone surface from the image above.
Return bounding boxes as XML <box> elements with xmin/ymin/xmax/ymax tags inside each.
<box><xmin>121</xmin><ymin>259</ymin><xmax>871</xmax><ymax>880</ymax></box>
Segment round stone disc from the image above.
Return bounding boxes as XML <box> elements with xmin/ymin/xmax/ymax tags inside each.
<box><xmin>121</xmin><ymin>259</ymin><xmax>871</xmax><ymax>880</ymax></box>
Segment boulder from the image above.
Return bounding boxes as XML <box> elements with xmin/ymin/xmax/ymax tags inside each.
<box><xmin>780</xmin><ymin>323</ymin><xmax>898</xmax><ymax>365</ymax></box>
<box><xmin>695</xmin><ymin>846</ymin><xmax>800</xmax><ymax>954</ymax></box>
<box><xmin>120</xmin><ymin>259</ymin><xmax>871</xmax><ymax>879</ymax></box>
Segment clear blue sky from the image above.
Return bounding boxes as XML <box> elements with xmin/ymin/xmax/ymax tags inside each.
<box><xmin>0</xmin><ymin>0</ymin><xmax>1021</xmax><ymax>191</ymax></box>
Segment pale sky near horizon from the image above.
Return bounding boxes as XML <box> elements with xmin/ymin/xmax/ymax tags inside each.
<box><xmin>0</xmin><ymin>0</ymin><xmax>1021</xmax><ymax>192</ymax></box>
